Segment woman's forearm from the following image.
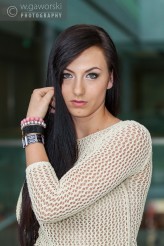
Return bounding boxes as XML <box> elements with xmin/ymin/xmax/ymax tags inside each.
<box><xmin>24</xmin><ymin>87</ymin><xmax>55</xmax><ymax>166</ymax></box>
<box><xmin>25</xmin><ymin>143</ymin><xmax>49</xmax><ymax>166</ymax></box>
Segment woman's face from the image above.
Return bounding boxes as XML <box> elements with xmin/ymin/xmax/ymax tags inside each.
<box><xmin>61</xmin><ymin>46</ymin><xmax>113</xmax><ymax>120</ymax></box>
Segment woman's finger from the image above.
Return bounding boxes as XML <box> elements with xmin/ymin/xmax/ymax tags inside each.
<box><xmin>33</xmin><ymin>87</ymin><xmax>54</xmax><ymax>97</ymax></box>
<box><xmin>50</xmin><ymin>97</ymin><xmax>55</xmax><ymax>108</ymax></box>
<box><xmin>43</xmin><ymin>89</ymin><xmax>55</xmax><ymax>104</ymax></box>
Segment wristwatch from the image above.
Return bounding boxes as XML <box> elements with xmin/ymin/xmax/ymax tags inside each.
<box><xmin>22</xmin><ymin>134</ymin><xmax>44</xmax><ymax>148</ymax></box>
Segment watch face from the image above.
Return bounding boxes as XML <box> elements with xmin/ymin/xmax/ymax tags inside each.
<box><xmin>28</xmin><ymin>134</ymin><xmax>37</xmax><ymax>144</ymax></box>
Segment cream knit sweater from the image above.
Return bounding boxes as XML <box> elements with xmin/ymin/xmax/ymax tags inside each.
<box><xmin>16</xmin><ymin>120</ymin><xmax>152</xmax><ymax>246</ymax></box>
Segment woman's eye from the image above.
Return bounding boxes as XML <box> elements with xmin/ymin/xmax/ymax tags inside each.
<box><xmin>86</xmin><ymin>73</ymin><xmax>99</xmax><ymax>79</ymax></box>
<box><xmin>63</xmin><ymin>73</ymin><xmax>72</xmax><ymax>79</ymax></box>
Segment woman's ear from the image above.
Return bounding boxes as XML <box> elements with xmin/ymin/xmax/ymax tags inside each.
<box><xmin>107</xmin><ymin>71</ymin><xmax>113</xmax><ymax>89</ymax></box>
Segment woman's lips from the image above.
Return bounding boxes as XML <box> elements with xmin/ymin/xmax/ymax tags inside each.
<box><xmin>71</xmin><ymin>100</ymin><xmax>87</xmax><ymax>107</ymax></box>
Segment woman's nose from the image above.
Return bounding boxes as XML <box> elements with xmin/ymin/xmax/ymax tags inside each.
<box><xmin>73</xmin><ymin>79</ymin><xmax>85</xmax><ymax>96</ymax></box>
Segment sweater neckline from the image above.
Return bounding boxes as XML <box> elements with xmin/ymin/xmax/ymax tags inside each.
<box><xmin>77</xmin><ymin>120</ymin><xmax>128</xmax><ymax>143</ymax></box>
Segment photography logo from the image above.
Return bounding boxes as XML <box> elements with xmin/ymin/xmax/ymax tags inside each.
<box><xmin>0</xmin><ymin>0</ymin><xmax>66</xmax><ymax>21</ymax></box>
<box><xmin>7</xmin><ymin>6</ymin><xmax>18</xmax><ymax>17</ymax></box>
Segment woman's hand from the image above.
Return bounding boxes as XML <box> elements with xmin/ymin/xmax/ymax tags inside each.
<box><xmin>26</xmin><ymin>87</ymin><xmax>55</xmax><ymax>119</ymax></box>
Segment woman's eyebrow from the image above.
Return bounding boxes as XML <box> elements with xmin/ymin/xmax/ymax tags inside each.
<box><xmin>64</xmin><ymin>67</ymin><xmax>102</xmax><ymax>73</ymax></box>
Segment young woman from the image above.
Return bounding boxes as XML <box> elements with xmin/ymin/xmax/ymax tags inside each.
<box><xmin>16</xmin><ymin>24</ymin><xmax>152</xmax><ymax>246</ymax></box>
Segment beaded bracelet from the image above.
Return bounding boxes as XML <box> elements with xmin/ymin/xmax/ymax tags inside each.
<box><xmin>21</xmin><ymin>117</ymin><xmax>46</xmax><ymax>130</ymax></box>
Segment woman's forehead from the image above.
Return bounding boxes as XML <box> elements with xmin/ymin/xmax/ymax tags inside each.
<box><xmin>65</xmin><ymin>46</ymin><xmax>108</xmax><ymax>71</ymax></box>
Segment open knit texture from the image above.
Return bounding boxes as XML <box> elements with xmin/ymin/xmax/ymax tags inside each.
<box><xmin>16</xmin><ymin>120</ymin><xmax>152</xmax><ymax>246</ymax></box>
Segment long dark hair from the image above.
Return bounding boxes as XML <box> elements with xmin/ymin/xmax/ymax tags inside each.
<box><xmin>18</xmin><ymin>24</ymin><xmax>120</xmax><ymax>245</ymax></box>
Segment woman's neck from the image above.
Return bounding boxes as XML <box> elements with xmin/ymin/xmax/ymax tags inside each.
<box><xmin>73</xmin><ymin>108</ymin><xmax>120</xmax><ymax>139</ymax></box>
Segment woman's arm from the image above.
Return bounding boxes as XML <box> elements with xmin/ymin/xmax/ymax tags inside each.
<box><xmin>24</xmin><ymin>86</ymin><xmax>54</xmax><ymax>165</ymax></box>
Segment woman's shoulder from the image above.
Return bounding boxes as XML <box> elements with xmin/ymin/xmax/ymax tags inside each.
<box><xmin>78</xmin><ymin>120</ymin><xmax>152</xmax><ymax>149</ymax></box>
<box><xmin>106</xmin><ymin>119</ymin><xmax>152</xmax><ymax>149</ymax></box>
<box><xmin>110</xmin><ymin>120</ymin><xmax>151</xmax><ymax>135</ymax></box>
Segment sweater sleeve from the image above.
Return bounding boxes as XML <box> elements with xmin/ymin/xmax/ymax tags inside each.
<box><xmin>16</xmin><ymin>186</ymin><xmax>23</xmax><ymax>223</ymax></box>
<box><xmin>26</xmin><ymin>121</ymin><xmax>152</xmax><ymax>223</ymax></box>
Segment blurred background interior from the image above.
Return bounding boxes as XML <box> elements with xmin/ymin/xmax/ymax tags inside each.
<box><xmin>0</xmin><ymin>0</ymin><xmax>164</xmax><ymax>245</ymax></box>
